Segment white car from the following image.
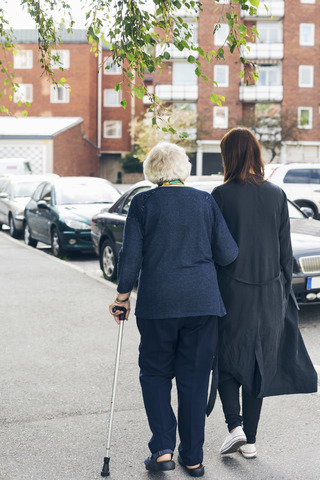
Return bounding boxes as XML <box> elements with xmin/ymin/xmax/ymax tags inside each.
<box><xmin>266</xmin><ymin>163</ymin><xmax>320</xmax><ymax>218</ymax></box>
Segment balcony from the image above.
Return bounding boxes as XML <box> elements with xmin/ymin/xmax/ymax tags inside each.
<box><xmin>156</xmin><ymin>43</ymin><xmax>199</xmax><ymax>60</ymax></box>
<box><xmin>239</xmin><ymin>85</ymin><xmax>283</xmax><ymax>102</ymax></box>
<box><xmin>241</xmin><ymin>1</ymin><xmax>284</xmax><ymax>19</ymax></box>
<box><xmin>155</xmin><ymin>84</ymin><xmax>198</xmax><ymax>101</ymax></box>
<box><xmin>243</xmin><ymin>43</ymin><xmax>284</xmax><ymax>60</ymax></box>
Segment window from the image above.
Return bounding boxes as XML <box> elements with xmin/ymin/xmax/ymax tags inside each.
<box><xmin>40</xmin><ymin>183</ymin><xmax>52</xmax><ymax>204</ymax></box>
<box><xmin>215</xmin><ymin>0</ymin><xmax>230</xmax><ymax>3</ymax></box>
<box><xmin>299</xmin><ymin>24</ymin><xmax>315</xmax><ymax>46</ymax></box>
<box><xmin>104</xmin><ymin>89</ymin><xmax>122</xmax><ymax>107</ymax></box>
<box><xmin>214</xmin><ymin>24</ymin><xmax>229</xmax><ymax>46</ymax></box>
<box><xmin>103</xmin><ymin>121</ymin><xmax>122</xmax><ymax>138</ymax></box>
<box><xmin>256</xmin><ymin>65</ymin><xmax>282</xmax><ymax>86</ymax></box>
<box><xmin>180</xmin><ymin>21</ymin><xmax>198</xmax><ymax>43</ymax></box>
<box><xmin>104</xmin><ymin>56</ymin><xmax>122</xmax><ymax>74</ymax></box>
<box><xmin>256</xmin><ymin>22</ymin><xmax>283</xmax><ymax>44</ymax></box>
<box><xmin>50</xmin><ymin>84</ymin><xmax>70</xmax><ymax>103</ymax></box>
<box><xmin>213</xmin><ymin>106</ymin><xmax>228</xmax><ymax>129</ymax></box>
<box><xmin>214</xmin><ymin>65</ymin><xmax>229</xmax><ymax>87</ymax></box>
<box><xmin>298</xmin><ymin>107</ymin><xmax>313</xmax><ymax>129</ymax></box>
<box><xmin>51</xmin><ymin>50</ymin><xmax>70</xmax><ymax>69</ymax></box>
<box><xmin>300</xmin><ymin>0</ymin><xmax>315</xmax><ymax>3</ymax></box>
<box><xmin>13</xmin><ymin>50</ymin><xmax>33</xmax><ymax>69</ymax></box>
<box><xmin>13</xmin><ymin>84</ymin><xmax>33</xmax><ymax>103</ymax></box>
<box><xmin>173</xmin><ymin>62</ymin><xmax>197</xmax><ymax>85</ymax></box>
<box><xmin>283</xmin><ymin>169</ymin><xmax>320</xmax><ymax>184</ymax></box>
<box><xmin>299</xmin><ymin>66</ymin><xmax>314</xmax><ymax>88</ymax></box>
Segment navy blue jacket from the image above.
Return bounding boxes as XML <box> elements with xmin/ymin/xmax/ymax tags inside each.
<box><xmin>117</xmin><ymin>186</ymin><xmax>238</xmax><ymax>319</ymax></box>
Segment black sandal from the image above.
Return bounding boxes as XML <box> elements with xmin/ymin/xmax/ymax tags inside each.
<box><xmin>144</xmin><ymin>449</ymin><xmax>175</xmax><ymax>471</ymax></box>
<box><xmin>178</xmin><ymin>455</ymin><xmax>204</xmax><ymax>477</ymax></box>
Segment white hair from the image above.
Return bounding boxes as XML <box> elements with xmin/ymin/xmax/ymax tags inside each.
<box><xmin>143</xmin><ymin>142</ymin><xmax>191</xmax><ymax>184</ymax></box>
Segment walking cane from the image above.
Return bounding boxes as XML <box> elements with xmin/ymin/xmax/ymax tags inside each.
<box><xmin>101</xmin><ymin>305</ymin><xmax>127</xmax><ymax>477</ymax></box>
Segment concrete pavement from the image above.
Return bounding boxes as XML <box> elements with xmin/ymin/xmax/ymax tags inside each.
<box><xmin>0</xmin><ymin>231</ymin><xmax>320</xmax><ymax>480</ymax></box>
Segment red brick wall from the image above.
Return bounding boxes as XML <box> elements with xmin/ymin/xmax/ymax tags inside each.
<box><xmin>53</xmin><ymin>122</ymin><xmax>99</xmax><ymax>176</ymax></box>
<box><xmin>282</xmin><ymin>0</ymin><xmax>320</xmax><ymax>141</ymax></box>
<box><xmin>3</xmin><ymin>43</ymin><xmax>98</xmax><ymax>144</ymax></box>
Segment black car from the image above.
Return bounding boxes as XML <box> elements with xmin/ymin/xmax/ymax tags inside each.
<box><xmin>24</xmin><ymin>176</ymin><xmax>121</xmax><ymax>257</ymax></box>
<box><xmin>91</xmin><ymin>181</ymin><xmax>320</xmax><ymax>305</ymax></box>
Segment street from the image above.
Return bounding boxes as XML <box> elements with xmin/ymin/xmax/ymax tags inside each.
<box><xmin>1</xmin><ymin>230</ymin><xmax>320</xmax><ymax>480</ymax></box>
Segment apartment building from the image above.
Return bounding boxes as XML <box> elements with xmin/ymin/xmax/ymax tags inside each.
<box><xmin>1</xmin><ymin>0</ymin><xmax>319</xmax><ymax>178</ymax></box>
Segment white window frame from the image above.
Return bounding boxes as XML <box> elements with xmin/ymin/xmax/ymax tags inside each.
<box><xmin>103</xmin><ymin>121</ymin><xmax>122</xmax><ymax>138</ymax></box>
<box><xmin>214</xmin><ymin>24</ymin><xmax>229</xmax><ymax>46</ymax></box>
<box><xmin>299</xmin><ymin>65</ymin><xmax>314</xmax><ymax>88</ymax></box>
<box><xmin>298</xmin><ymin>107</ymin><xmax>313</xmax><ymax>129</ymax></box>
<box><xmin>104</xmin><ymin>56</ymin><xmax>122</xmax><ymax>75</ymax></box>
<box><xmin>104</xmin><ymin>89</ymin><xmax>122</xmax><ymax>107</ymax></box>
<box><xmin>215</xmin><ymin>0</ymin><xmax>230</xmax><ymax>3</ymax></box>
<box><xmin>50</xmin><ymin>84</ymin><xmax>70</xmax><ymax>103</ymax></box>
<box><xmin>214</xmin><ymin>65</ymin><xmax>229</xmax><ymax>87</ymax></box>
<box><xmin>299</xmin><ymin>24</ymin><xmax>315</xmax><ymax>46</ymax></box>
<box><xmin>172</xmin><ymin>62</ymin><xmax>197</xmax><ymax>85</ymax></box>
<box><xmin>13</xmin><ymin>84</ymin><xmax>33</xmax><ymax>103</ymax></box>
<box><xmin>256</xmin><ymin>64</ymin><xmax>282</xmax><ymax>86</ymax></box>
<box><xmin>51</xmin><ymin>50</ymin><xmax>70</xmax><ymax>69</ymax></box>
<box><xmin>213</xmin><ymin>106</ymin><xmax>228</xmax><ymax>129</ymax></box>
<box><xmin>13</xmin><ymin>50</ymin><xmax>33</xmax><ymax>69</ymax></box>
<box><xmin>256</xmin><ymin>22</ymin><xmax>283</xmax><ymax>44</ymax></box>
<box><xmin>300</xmin><ymin>0</ymin><xmax>315</xmax><ymax>3</ymax></box>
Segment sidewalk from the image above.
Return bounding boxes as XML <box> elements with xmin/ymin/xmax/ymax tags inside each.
<box><xmin>0</xmin><ymin>232</ymin><xmax>319</xmax><ymax>480</ymax></box>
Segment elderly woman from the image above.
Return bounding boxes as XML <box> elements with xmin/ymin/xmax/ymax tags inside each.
<box><xmin>109</xmin><ymin>141</ymin><xmax>238</xmax><ymax>477</ymax></box>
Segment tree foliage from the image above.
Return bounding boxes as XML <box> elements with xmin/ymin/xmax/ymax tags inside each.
<box><xmin>0</xmin><ymin>0</ymin><xmax>263</xmax><ymax>119</ymax></box>
<box><xmin>234</xmin><ymin>106</ymin><xmax>300</xmax><ymax>163</ymax></box>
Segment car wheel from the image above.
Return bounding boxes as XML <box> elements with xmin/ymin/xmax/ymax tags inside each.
<box><xmin>100</xmin><ymin>239</ymin><xmax>117</xmax><ymax>281</ymax></box>
<box><xmin>9</xmin><ymin>214</ymin><xmax>19</xmax><ymax>238</ymax></box>
<box><xmin>0</xmin><ymin>222</ymin><xmax>3</xmax><ymax>230</ymax></box>
<box><xmin>51</xmin><ymin>227</ymin><xmax>64</xmax><ymax>258</ymax></box>
<box><xmin>294</xmin><ymin>200</ymin><xmax>317</xmax><ymax>219</ymax></box>
<box><xmin>24</xmin><ymin>222</ymin><xmax>38</xmax><ymax>248</ymax></box>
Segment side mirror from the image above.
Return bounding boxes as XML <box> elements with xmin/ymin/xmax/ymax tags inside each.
<box><xmin>300</xmin><ymin>207</ymin><xmax>314</xmax><ymax>219</ymax></box>
<box><xmin>0</xmin><ymin>192</ymin><xmax>8</xmax><ymax>199</ymax></box>
<box><xmin>37</xmin><ymin>200</ymin><xmax>49</xmax><ymax>210</ymax></box>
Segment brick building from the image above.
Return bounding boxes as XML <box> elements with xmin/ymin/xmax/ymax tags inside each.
<box><xmin>1</xmin><ymin>0</ymin><xmax>319</xmax><ymax>179</ymax></box>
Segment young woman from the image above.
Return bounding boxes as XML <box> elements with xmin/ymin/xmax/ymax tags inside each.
<box><xmin>212</xmin><ymin>127</ymin><xmax>317</xmax><ymax>459</ymax></box>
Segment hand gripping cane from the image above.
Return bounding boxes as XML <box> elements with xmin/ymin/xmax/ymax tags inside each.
<box><xmin>101</xmin><ymin>306</ymin><xmax>127</xmax><ymax>477</ymax></box>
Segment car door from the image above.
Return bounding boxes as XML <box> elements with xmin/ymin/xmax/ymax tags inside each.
<box><xmin>26</xmin><ymin>182</ymin><xmax>46</xmax><ymax>238</ymax></box>
<box><xmin>35</xmin><ymin>182</ymin><xmax>56</xmax><ymax>243</ymax></box>
<box><xmin>0</xmin><ymin>178</ymin><xmax>10</xmax><ymax>224</ymax></box>
<box><xmin>111</xmin><ymin>186</ymin><xmax>151</xmax><ymax>254</ymax></box>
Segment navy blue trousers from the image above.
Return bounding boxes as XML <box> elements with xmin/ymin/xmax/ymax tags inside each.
<box><xmin>136</xmin><ymin>315</ymin><xmax>217</xmax><ymax>466</ymax></box>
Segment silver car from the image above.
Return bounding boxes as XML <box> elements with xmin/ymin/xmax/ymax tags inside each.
<box><xmin>0</xmin><ymin>174</ymin><xmax>58</xmax><ymax>237</ymax></box>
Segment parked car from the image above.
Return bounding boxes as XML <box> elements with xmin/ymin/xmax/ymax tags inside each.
<box><xmin>24</xmin><ymin>176</ymin><xmax>121</xmax><ymax>257</ymax></box>
<box><xmin>267</xmin><ymin>163</ymin><xmax>320</xmax><ymax>218</ymax></box>
<box><xmin>0</xmin><ymin>174</ymin><xmax>58</xmax><ymax>237</ymax></box>
<box><xmin>91</xmin><ymin>180</ymin><xmax>320</xmax><ymax>305</ymax></box>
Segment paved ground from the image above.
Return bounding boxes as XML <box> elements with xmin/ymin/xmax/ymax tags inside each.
<box><xmin>1</xmin><ymin>232</ymin><xmax>320</xmax><ymax>480</ymax></box>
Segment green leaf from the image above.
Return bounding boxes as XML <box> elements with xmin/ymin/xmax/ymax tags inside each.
<box><xmin>120</xmin><ymin>100</ymin><xmax>127</xmax><ymax>109</ymax></box>
<box><xmin>210</xmin><ymin>93</ymin><xmax>219</xmax><ymax>104</ymax></box>
<box><xmin>249</xmin><ymin>0</ymin><xmax>260</xmax><ymax>7</ymax></box>
<box><xmin>195</xmin><ymin>67</ymin><xmax>202</xmax><ymax>77</ymax></box>
<box><xmin>164</xmin><ymin>51</ymin><xmax>171</xmax><ymax>60</ymax></box>
<box><xmin>115</xmin><ymin>83</ymin><xmax>122</xmax><ymax>91</ymax></box>
<box><xmin>22</xmin><ymin>110</ymin><xmax>28</xmax><ymax>117</ymax></box>
<box><xmin>133</xmin><ymin>85</ymin><xmax>146</xmax><ymax>99</ymax></box>
<box><xmin>187</xmin><ymin>55</ymin><xmax>195</xmax><ymax>64</ymax></box>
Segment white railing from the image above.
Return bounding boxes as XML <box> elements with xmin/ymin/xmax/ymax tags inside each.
<box><xmin>156</xmin><ymin>43</ymin><xmax>199</xmax><ymax>60</ymax></box>
<box><xmin>239</xmin><ymin>85</ymin><xmax>283</xmax><ymax>102</ymax></box>
<box><xmin>243</xmin><ymin>43</ymin><xmax>284</xmax><ymax>60</ymax></box>
<box><xmin>155</xmin><ymin>84</ymin><xmax>198</xmax><ymax>101</ymax></box>
<box><xmin>241</xmin><ymin>1</ymin><xmax>284</xmax><ymax>19</ymax></box>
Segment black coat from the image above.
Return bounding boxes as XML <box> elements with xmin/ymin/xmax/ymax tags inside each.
<box><xmin>212</xmin><ymin>180</ymin><xmax>317</xmax><ymax>398</ymax></box>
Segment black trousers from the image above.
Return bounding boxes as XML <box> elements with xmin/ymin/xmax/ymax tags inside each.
<box><xmin>218</xmin><ymin>374</ymin><xmax>263</xmax><ymax>444</ymax></box>
<box><xmin>136</xmin><ymin>315</ymin><xmax>217</xmax><ymax>466</ymax></box>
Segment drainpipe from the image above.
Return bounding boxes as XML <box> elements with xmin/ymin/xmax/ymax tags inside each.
<box><xmin>97</xmin><ymin>40</ymin><xmax>102</xmax><ymax>150</ymax></box>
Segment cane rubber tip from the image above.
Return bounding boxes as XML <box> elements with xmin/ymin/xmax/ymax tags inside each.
<box><xmin>101</xmin><ymin>457</ymin><xmax>110</xmax><ymax>477</ymax></box>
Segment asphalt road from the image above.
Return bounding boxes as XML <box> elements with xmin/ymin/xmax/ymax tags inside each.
<box><xmin>1</xmin><ymin>231</ymin><xmax>320</xmax><ymax>480</ymax></box>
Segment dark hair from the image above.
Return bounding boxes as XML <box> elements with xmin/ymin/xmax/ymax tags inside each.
<box><xmin>220</xmin><ymin>127</ymin><xmax>265</xmax><ymax>184</ymax></box>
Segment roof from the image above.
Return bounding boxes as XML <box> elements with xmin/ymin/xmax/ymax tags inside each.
<box><xmin>7</xmin><ymin>29</ymin><xmax>88</xmax><ymax>44</ymax></box>
<box><xmin>0</xmin><ymin>117</ymin><xmax>83</xmax><ymax>139</ymax></box>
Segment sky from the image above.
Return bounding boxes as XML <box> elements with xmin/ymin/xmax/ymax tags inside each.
<box><xmin>4</xmin><ymin>0</ymin><xmax>88</xmax><ymax>29</ymax></box>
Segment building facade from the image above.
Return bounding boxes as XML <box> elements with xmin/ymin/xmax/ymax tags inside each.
<box><xmin>1</xmin><ymin>0</ymin><xmax>319</xmax><ymax>179</ymax></box>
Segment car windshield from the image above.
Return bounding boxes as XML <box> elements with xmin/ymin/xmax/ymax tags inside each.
<box><xmin>13</xmin><ymin>181</ymin><xmax>42</xmax><ymax>198</ymax></box>
<box><xmin>288</xmin><ymin>201</ymin><xmax>305</xmax><ymax>219</ymax></box>
<box><xmin>55</xmin><ymin>180</ymin><xmax>120</xmax><ymax>205</ymax></box>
